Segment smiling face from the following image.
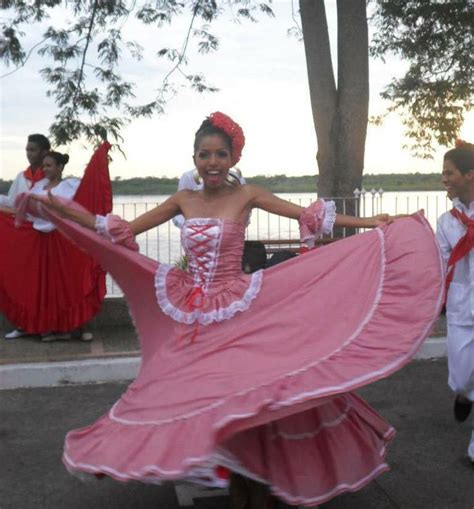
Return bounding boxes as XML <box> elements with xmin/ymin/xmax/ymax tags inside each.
<box><xmin>193</xmin><ymin>134</ymin><xmax>232</xmax><ymax>190</ymax></box>
<box><xmin>442</xmin><ymin>158</ymin><xmax>474</xmax><ymax>204</ymax></box>
<box><xmin>42</xmin><ymin>155</ymin><xmax>63</xmax><ymax>182</ymax></box>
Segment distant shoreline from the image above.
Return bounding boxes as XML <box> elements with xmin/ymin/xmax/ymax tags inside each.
<box><xmin>0</xmin><ymin>172</ymin><xmax>444</xmax><ymax>195</ymax></box>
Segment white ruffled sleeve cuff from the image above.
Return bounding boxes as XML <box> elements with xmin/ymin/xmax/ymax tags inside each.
<box><xmin>321</xmin><ymin>200</ymin><xmax>336</xmax><ymax>235</ymax></box>
<box><xmin>95</xmin><ymin>214</ymin><xmax>139</xmax><ymax>251</ymax></box>
<box><xmin>95</xmin><ymin>214</ymin><xmax>113</xmax><ymax>241</ymax></box>
<box><xmin>299</xmin><ymin>199</ymin><xmax>337</xmax><ymax>247</ymax></box>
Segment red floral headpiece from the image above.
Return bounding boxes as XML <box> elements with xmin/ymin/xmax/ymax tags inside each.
<box><xmin>208</xmin><ymin>111</ymin><xmax>245</xmax><ymax>166</ymax></box>
<box><xmin>455</xmin><ymin>138</ymin><xmax>466</xmax><ymax>148</ymax></box>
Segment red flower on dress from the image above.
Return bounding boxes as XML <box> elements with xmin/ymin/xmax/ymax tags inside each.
<box><xmin>208</xmin><ymin>111</ymin><xmax>245</xmax><ymax>166</ymax></box>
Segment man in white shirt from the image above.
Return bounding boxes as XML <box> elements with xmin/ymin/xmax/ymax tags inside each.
<box><xmin>436</xmin><ymin>141</ymin><xmax>474</xmax><ymax>463</ymax></box>
<box><xmin>172</xmin><ymin>168</ymin><xmax>246</xmax><ymax>228</ymax></box>
<box><xmin>2</xmin><ymin>134</ymin><xmax>50</xmax><ymax>339</ymax></box>
<box><xmin>0</xmin><ymin>133</ymin><xmax>51</xmax><ymax>210</ymax></box>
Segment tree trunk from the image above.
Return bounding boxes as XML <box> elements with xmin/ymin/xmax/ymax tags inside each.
<box><xmin>335</xmin><ymin>0</ymin><xmax>369</xmax><ymax>199</ymax></box>
<box><xmin>299</xmin><ymin>0</ymin><xmax>369</xmax><ymax>205</ymax></box>
<box><xmin>299</xmin><ymin>0</ymin><xmax>337</xmax><ymax>198</ymax></box>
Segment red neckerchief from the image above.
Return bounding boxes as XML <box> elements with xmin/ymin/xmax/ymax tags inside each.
<box><xmin>23</xmin><ymin>166</ymin><xmax>45</xmax><ymax>187</ymax></box>
<box><xmin>445</xmin><ymin>207</ymin><xmax>474</xmax><ymax>295</ymax></box>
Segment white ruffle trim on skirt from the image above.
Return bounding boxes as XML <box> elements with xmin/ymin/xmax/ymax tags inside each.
<box><xmin>154</xmin><ymin>264</ymin><xmax>263</xmax><ymax>325</ymax></box>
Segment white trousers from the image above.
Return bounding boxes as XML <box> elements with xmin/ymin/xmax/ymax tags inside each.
<box><xmin>447</xmin><ymin>323</ymin><xmax>474</xmax><ymax>401</ymax></box>
<box><xmin>469</xmin><ymin>429</ymin><xmax>474</xmax><ymax>462</ymax></box>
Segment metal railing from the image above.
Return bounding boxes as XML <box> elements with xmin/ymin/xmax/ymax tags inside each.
<box><xmin>107</xmin><ymin>190</ymin><xmax>451</xmax><ymax>295</ymax></box>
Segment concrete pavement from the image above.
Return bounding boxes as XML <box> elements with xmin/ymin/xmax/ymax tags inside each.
<box><xmin>1</xmin><ymin>359</ymin><xmax>473</xmax><ymax>509</ymax></box>
<box><xmin>0</xmin><ymin>306</ymin><xmax>448</xmax><ymax>390</ymax></box>
<box><xmin>1</xmin><ymin>307</ymin><xmax>471</xmax><ymax>508</ymax></box>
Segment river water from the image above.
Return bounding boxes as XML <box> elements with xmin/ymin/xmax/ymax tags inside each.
<box><xmin>111</xmin><ymin>190</ymin><xmax>449</xmax><ymax>265</ymax></box>
<box><xmin>106</xmin><ymin>190</ymin><xmax>449</xmax><ymax>294</ymax></box>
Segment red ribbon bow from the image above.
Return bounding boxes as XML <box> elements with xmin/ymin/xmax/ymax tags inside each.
<box><xmin>183</xmin><ymin>286</ymin><xmax>206</xmax><ymax>343</ymax></box>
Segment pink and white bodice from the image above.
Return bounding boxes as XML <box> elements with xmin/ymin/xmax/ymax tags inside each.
<box><xmin>156</xmin><ymin>218</ymin><xmax>263</xmax><ymax>325</ymax></box>
<box><xmin>95</xmin><ymin>200</ymin><xmax>336</xmax><ymax>326</ymax></box>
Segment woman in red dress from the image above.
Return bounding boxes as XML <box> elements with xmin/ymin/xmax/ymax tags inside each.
<box><xmin>0</xmin><ymin>142</ymin><xmax>112</xmax><ymax>341</ymax></box>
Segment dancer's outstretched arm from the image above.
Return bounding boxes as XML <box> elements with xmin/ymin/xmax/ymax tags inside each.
<box><xmin>32</xmin><ymin>192</ymin><xmax>182</xmax><ymax>234</ymax></box>
<box><xmin>248</xmin><ymin>185</ymin><xmax>393</xmax><ymax>227</ymax></box>
<box><xmin>31</xmin><ymin>192</ymin><xmax>100</xmax><ymax>229</ymax></box>
<box><xmin>128</xmin><ymin>195</ymin><xmax>181</xmax><ymax>235</ymax></box>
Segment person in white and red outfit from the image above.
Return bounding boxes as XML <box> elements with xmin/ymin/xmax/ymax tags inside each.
<box><xmin>0</xmin><ymin>142</ymin><xmax>112</xmax><ymax>341</ymax></box>
<box><xmin>0</xmin><ymin>134</ymin><xmax>50</xmax><ymax>212</ymax></box>
<box><xmin>1</xmin><ymin>134</ymin><xmax>50</xmax><ymax>338</ymax></box>
<box><xmin>436</xmin><ymin>139</ymin><xmax>474</xmax><ymax>464</ymax></box>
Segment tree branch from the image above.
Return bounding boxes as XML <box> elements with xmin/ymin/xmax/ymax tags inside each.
<box><xmin>72</xmin><ymin>0</ymin><xmax>99</xmax><ymax>109</ymax></box>
<box><xmin>0</xmin><ymin>36</ymin><xmax>49</xmax><ymax>79</ymax></box>
<box><xmin>118</xmin><ymin>0</ymin><xmax>137</xmax><ymax>31</ymax></box>
<box><xmin>291</xmin><ymin>0</ymin><xmax>302</xmax><ymax>36</ymax></box>
<box><xmin>159</xmin><ymin>0</ymin><xmax>201</xmax><ymax>99</ymax></box>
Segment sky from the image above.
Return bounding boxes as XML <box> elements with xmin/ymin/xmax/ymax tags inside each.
<box><xmin>0</xmin><ymin>0</ymin><xmax>472</xmax><ymax>182</ymax></box>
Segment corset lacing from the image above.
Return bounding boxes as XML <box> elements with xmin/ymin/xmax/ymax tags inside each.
<box><xmin>154</xmin><ymin>218</ymin><xmax>263</xmax><ymax>329</ymax></box>
<box><xmin>184</xmin><ymin>223</ymin><xmax>219</xmax><ymax>341</ymax></box>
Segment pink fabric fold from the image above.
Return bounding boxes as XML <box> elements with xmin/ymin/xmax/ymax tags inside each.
<box><xmin>14</xmin><ymin>191</ymin><xmax>39</xmax><ymax>226</ymax></box>
<box><xmin>63</xmin><ymin>393</ymin><xmax>395</xmax><ymax>506</ymax></box>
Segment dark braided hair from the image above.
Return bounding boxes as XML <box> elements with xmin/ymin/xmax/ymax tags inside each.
<box><xmin>194</xmin><ymin>119</ymin><xmax>232</xmax><ymax>154</ymax></box>
<box><xmin>44</xmin><ymin>151</ymin><xmax>70</xmax><ymax>167</ymax></box>
<box><xmin>444</xmin><ymin>142</ymin><xmax>474</xmax><ymax>175</ymax></box>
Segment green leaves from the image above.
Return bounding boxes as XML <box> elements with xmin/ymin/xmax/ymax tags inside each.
<box><xmin>187</xmin><ymin>73</ymin><xmax>219</xmax><ymax>93</ymax></box>
<box><xmin>0</xmin><ymin>0</ymin><xmax>273</xmax><ymax>147</ymax></box>
<box><xmin>193</xmin><ymin>26</ymin><xmax>219</xmax><ymax>53</ymax></box>
<box><xmin>0</xmin><ymin>26</ymin><xmax>25</xmax><ymax>66</ymax></box>
<box><xmin>371</xmin><ymin>0</ymin><xmax>474</xmax><ymax>156</ymax></box>
<box><xmin>136</xmin><ymin>2</ymin><xmax>185</xmax><ymax>26</ymax></box>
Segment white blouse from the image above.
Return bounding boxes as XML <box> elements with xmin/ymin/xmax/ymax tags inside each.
<box><xmin>436</xmin><ymin>198</ymin><xmax>474</xmax><ymax>325</ymax></box>
<box><xmin>29</xmin><ymin>178</ymin><xmax>81</xmax><ymax>232</ymax></box>
<box><xmin>0</xmin><ymin>172</ymin><xmax>48</xmax><ymax>208</ymax></box>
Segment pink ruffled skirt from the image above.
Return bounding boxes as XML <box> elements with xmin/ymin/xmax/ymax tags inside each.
<box><xmin>28</xmin><ymin>207</ymin><xmax>443</xmax><ymax>506</ymax></box>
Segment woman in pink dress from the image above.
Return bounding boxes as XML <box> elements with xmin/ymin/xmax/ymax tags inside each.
<box><xmin>24</xmin><ymin>112</ymin><xmax>444</xmax><ymax>507</ymax></box>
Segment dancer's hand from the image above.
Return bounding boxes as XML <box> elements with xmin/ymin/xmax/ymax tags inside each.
<box><xmin>31</xmin><ymin>191</ymin><xmax>67</xmax><ymax>217</ymax></box>
<box><xmin>371</xmin><ymin>213</ymin><xmax>392</xmax><ymax>226</ymax></box>
<box><xmin>371</xmin><ymin>213</ymin><xmax>412</xmax><ymax>227</ymax></box>
<box><xmin>0</xmin><ymin>205</ymin><xmax>14</xmax><ymax>216</ymax></box>
<box><xmin>31</xmin><ymin>192</ymin><xmax>97</xmax><ymax>230</ymax></box>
